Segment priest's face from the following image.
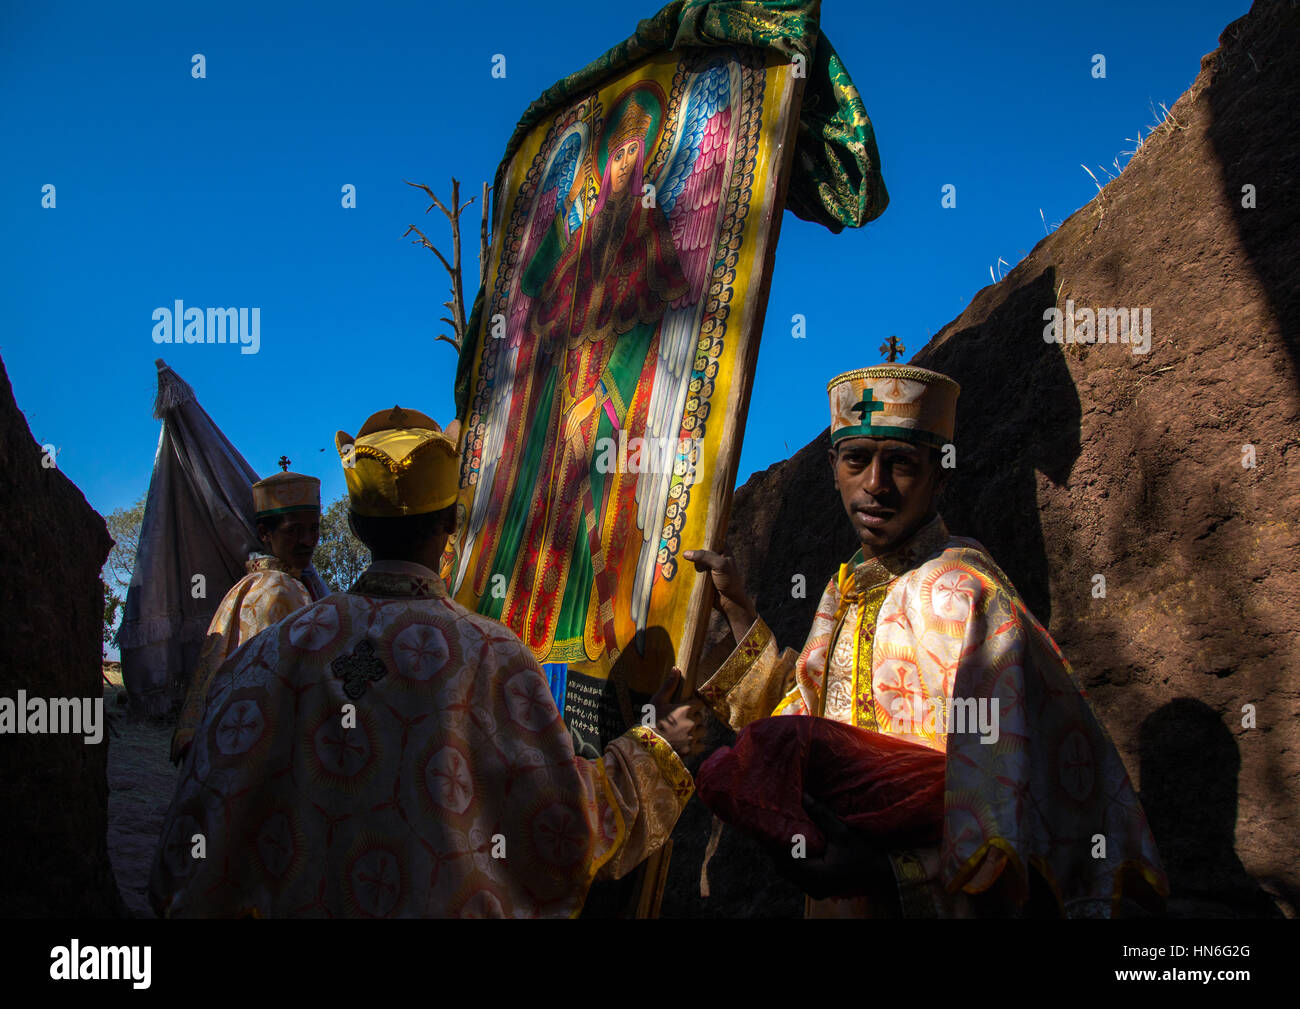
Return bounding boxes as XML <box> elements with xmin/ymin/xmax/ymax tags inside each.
<box><xmin>829</xmin><ymin>437</ymin><xmax>944</xmax><ymax>555</ymax></box>
<box><xmin>262</xmin><ymin>509</ymin><xmax>321</xmax><ymax>570</ymax></box>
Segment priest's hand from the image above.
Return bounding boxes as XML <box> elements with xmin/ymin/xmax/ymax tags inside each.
<box><xmin>649</xmin><ymin>667</ymin><xmax>707</xmax><ymax>760</ymax></box>
<box><xmin>768</xmin><ymin>792</ymin><xmax>899</xmax><ymax>906</ymax></box>
<box><xmin>683</xmin><ymin>548</ymin><xmax>758</xmax><ymax>644</ymax></box>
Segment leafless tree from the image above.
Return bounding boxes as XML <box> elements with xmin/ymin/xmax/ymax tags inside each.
<box><xmin>404</xmin><ymin>178</ymin><xmax>492</xmax><ymax>354</ymax></box>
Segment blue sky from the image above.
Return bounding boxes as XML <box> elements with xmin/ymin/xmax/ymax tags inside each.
<box><xmin>1</xmin><ymin>0</ymin><xmax>1245</xmax><ymax>521</ymax></box>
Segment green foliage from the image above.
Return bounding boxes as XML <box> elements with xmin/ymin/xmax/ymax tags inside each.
<box><xmin>315</xmin><ymin>495</ymin><xmax>371</xmax><ymax>592</ymax></box>
<box><xmin>102</xmin><ymin>578</ymin><xmax>123</xmax><ymax>653</ymax></box>
<box><xmin>102</xmin><ymin>494</ymin><xmax>145</xmax><ymax>650</ymax></box>
<box><xmin>103</xmin><ymin>493</ymin><xmax>146</xmax><ymax>594</ymax></box>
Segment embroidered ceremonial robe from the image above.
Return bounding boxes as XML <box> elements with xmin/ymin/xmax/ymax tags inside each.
<box><xmin>699</xmin><ymin>515</ymin><xmax>1167</xmax><ymax>917</ymax></box>
<box><xmin>171</xmin><ymin>555</ymin><xmax>318</xmax><ymax>762</ymax></box>
<box><xmin>149</xmin><ymin>560</ymin><xmax>694</xmax><ymax>918</ymax></box>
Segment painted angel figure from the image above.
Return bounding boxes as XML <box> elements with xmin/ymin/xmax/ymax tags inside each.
<box><xmin>457</xmin><ymin>61</ymin><xmax>735</xmax><ymax>670</ymax></box>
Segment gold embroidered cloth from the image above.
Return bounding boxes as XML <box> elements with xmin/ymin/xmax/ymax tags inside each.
<box><xmin>150</xmin><ymin>561</ymin><xmax>693</xmax><ymax>918</ymax></box>
<box><xmin>171</xmin><ymin>555</ymin><xmax>314</xmax><ymax>762</ymax></box>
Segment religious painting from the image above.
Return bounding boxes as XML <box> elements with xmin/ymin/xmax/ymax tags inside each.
<box><xmin>450</xmin><ymin>45</ymin><xmax>804</xmax><ymax>754</ymax></box>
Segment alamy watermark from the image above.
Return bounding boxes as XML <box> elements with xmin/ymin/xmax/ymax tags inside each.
<box><xmin>882</xmin><ymin>694</ymin><xmax>1001</xmax><ymax>745</ymax></box>
<box><xmin>592</xmin><ymin>433</ymin><xmax>701</xmax><ymax>485</ymax></box>
<box><xmin>49</xmin><ymin>941</ymin><xmax>150</xmax><ymax>988</ymax></box>
<box><xmin>0</xmin><ymin>692</ymin><xmax>104</xmax><ymax>744</ymax></box>
<box><xmin>1043</xmin><ymin>301</ymin><xmax>1151</xmax><ymax>354</ymax></box>
<box><xmin>152</xmin><ymin>300</ymin><xmax>260</xmax><ymax>355</ymax></box>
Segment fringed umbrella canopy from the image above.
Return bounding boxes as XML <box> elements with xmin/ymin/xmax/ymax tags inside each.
<box><xmin>119</xmin><ymin>359</ymin><xmax>328</xmax><ymax>716</ymax></box>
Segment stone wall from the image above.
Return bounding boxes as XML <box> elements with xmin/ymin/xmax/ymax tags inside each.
<box><xmin>0</xmin><ymin>356</ymin><xmax>122</xmax><ymax>916</ymax></box>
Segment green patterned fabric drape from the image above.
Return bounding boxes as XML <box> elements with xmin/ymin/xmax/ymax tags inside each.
<box><xmin>456</xmin><ymin>0</ymin><xmax>887</xmax><ymax>417</ymax></box>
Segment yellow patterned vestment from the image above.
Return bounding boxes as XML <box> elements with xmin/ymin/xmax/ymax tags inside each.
<box><xmin>171</xmin><ymin>555</ymin><xmax>316</xmax><ymax>762</ymax></box>
<box><xmin>700</xmin><ymin>515</ymin><xmax>1166</xmax><ymax>918</ymax></box>
<box><xmin>150</xmin><ymin>560</ymin><xmax>693</xmax><ymax>918</ymax></box>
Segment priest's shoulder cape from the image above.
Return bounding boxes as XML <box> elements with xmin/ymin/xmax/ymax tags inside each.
<box><xmin>170</xmin><ymin>555</ymin><xmax>317</xmax><ymax>763</ymax></box>
<box><xmin>149</xmin><ymin>560</ymin><xmax>693</xmax><ymax>918</ymax></box>
<box><xmin>699</xmin><ymin>514</ymin><xmax>1167</xmax><ymax>918</ymax></box>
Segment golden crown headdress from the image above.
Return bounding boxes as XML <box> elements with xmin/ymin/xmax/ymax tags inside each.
<box><xmin>608</xmin><ymin>99</ymin><xmax>652</xmax><ymax>154</ymax></box>
<box><xmin>335</xmin><ymin>406</ymin><xmax>460</xmax><ymax>517</ymax></box>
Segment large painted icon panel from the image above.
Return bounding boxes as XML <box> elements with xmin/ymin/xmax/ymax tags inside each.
<box><xmin>451</xmin><ymin>45</ymin><xmax>803</xmax><ymax>753</ymax></box>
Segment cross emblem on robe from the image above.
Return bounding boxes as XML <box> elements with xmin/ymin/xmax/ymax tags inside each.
<box><xmin>277</xmin><ymin>455</ymin><xmax>291</xmax><ymax>472</ymax></box>
<box><xmin>880</xmin><ymin>336</ymin><xmax>905</xmax><ymax>362</ymax></box>
<box><xmin>331</xmin><ymin>639</ymin><xmax>388</xmax><ymax>699</ymax></box>
<box><xmin>851</xmin><ymin>387</ymin><xmax>883</xmax><ymax>423</ymax></box>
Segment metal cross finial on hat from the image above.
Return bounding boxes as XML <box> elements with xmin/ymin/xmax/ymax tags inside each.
<box><xmin>277</xmin><ymin>455</ymin><xmax>291</xmax><ymax>472</ymax></box>
<box><xmin>880</xmin><ymin>336</ymin><xmax>905</xmax><ymax>362</ymax></box>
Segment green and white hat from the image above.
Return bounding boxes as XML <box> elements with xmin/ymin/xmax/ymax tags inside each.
<box><xmin>827</xmin><ymin>365</ymin><xmax>960</xmax><ymax>449</ymax></box>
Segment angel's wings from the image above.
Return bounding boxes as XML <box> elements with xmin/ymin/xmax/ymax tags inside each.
<box><xmin>630</xmin><ymin>61</ymin><xmax>735</xmax><ymax>636</ymax></box>
<box><xmin>455</xmin><ymin>123</ymin><xmax>590</xmax><ymax>595</ymax></box>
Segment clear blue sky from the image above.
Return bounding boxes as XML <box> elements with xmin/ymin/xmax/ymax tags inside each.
<box><xmin>1</xmin><ymin>0</ymin><xmax>1246</xmax><ymax>521</ymax></box>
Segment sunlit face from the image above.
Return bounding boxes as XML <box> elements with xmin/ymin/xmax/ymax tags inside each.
<box><xmin>828</xmin><ymin>438</ymin><xmax>944</xmax><ymax>555</ymax></box>
<box><xmin>610</xmin><ymin>139</ymin><xmax>639</xmax><ymax>194</ymax></box>
<box><xmin>262</xmin><ymin>509</ymin><xmax>321</xmax><ymax>570</ymax></box>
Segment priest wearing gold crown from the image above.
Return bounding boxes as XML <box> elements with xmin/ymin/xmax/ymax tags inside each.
<box><xmin>150</xmin><ymin>406</ymin><xmax>704</xmax><ymax>918</ymax></box>
<box><xmin>170</xmin><ymin>471</ymin><xmax>324</xmax><ymax>763</ymax></box>
<box><xmin>685</xmin><ymin>365</ymin><xmax>1167</xmax><ymax>918</ymax></box>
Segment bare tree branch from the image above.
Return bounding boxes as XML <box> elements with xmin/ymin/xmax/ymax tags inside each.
<box><xmin>402</xmin><ymin>224</ymin><xmax>435</xmax><ymax>250</ymax></box>
<box><xmin>406</xmin><ymin>176</ymin><xmax>489</xmax><ymax>356</ymax></box>
<box><xmin>405</xmin><ymin>180</ymin><xmax>437</xmax><ymax>204</ymax></box>
<box><xmin>428</xmin><ymin>245</ymin><xmax>455</xmax><ymax>276</ymax></box>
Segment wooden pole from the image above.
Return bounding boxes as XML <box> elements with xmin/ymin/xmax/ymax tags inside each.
<box><xmin>480</xmin><ymin>180</ymin><xmax>491</xmax><ymax>290</ymax></box>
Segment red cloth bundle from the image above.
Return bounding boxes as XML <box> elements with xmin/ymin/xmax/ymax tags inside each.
<box><xmin>697</xmin><ymin>716</ymin><xmax>947</xmax><ymax>855</ymax></box>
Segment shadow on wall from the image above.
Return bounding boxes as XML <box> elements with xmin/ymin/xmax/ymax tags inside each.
<box><xmin>914</xmin><ymin>266</ymin><xmax>1080</xmax><ymax>628</ymax></box>
<box><xmin>1202</xmin><ymin>3</ymin><xmax>1300</xmax><ymax>914</ymax></box>
<box><xmin>1207</xmin><ymin>6</ymin><xmax>1300</xmax><ymax>369</ymax></box>
<box><xmin>1140</xmin><ymin>698</ymin><xmax>1287</xmax><ymax>918</ymax></box>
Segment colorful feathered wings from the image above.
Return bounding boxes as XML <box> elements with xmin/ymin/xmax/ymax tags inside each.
<box><xmin>631</xmin><ymin>62</ymin><xmax>735</xmax><ymax>638</ymax></box>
